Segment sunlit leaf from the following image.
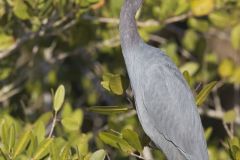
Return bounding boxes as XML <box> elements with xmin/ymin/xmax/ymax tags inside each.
<box><xmin>32</xmin><ymin>138</ymin><xmax>53</xmax><ymax>160</ymax></box>
<box><xmin>109</xmin><ymin>75</ymin><xmax>124</xmax><ymax>95</ymax></box>
<box><xmin>182</xmin><ymin>29</ymin><xmax>199</xmax><ymax>51</ymax></box>
<box><xmin>231</xmin><ymin>24</ymin><xmax>240</xmax><ymax>50</ymax></box>
<box><xmin>196</xmin><ymin>81</ymin><xmax>217</xmax><ymax>106</ymax></box>
<box><xmin>230</xmin><ymin>67</ymin><xmax>240</xmax><ymax>84</ymax></box>
<box><xmin>99</xmin><ymin>132</ymin><xmax>134</xmax><ymax>153</ymax></box>
<box><xmin>180</xmin><ymin>62</ymin><xmax>199</xmax><ymax>76</ymax></box>
<box><xmin>8</xmin><ymin>124</ymin><xmax>16</xmax><ymax>152</ymax></box>
<box><xmin>204</xmin><ymin>127</ymin><xmax>213</xmax><ymax>141</ymax></box>
<box><xmin>223</xmin><ymin>109</ymin><xmax>237</xmax><ymax>123</ymax></box>
<box><xmin>53</xmin><ymin>84</ymin><xmax>65</xmax><ymax>112</ymax></box>
<box><xmin>209</xmin><ymin>11</ymin><xmax>231</xmax><ymax>28</ymax></box>
<box><xmin>13</xmin><ymin>0</ymin><xmax>30</xmax><ymax>20</ymax></box>
<box><xmin>190</xmin><ymin>0</ymin><xmax>214</xmax><ymax>16</ymax></box>
<box><xmin>218</xmin><ymin>59</ymin><xmax>234</xmax><ymax>78</ymax></box>
<box><xmin>101</xmin><ymin>73</ymin><xmax>125</xmax><ymax>95</ymax></box>
<box><xmin>122</xmin><ymin>129</ymin><xmax>142</xmax><ymax>152</ymax></box>
<box><xmin>89</xmin><ymin>149</ymin><xmax>106</xmax><ymax>160</ymax></box>
<box><xmin>175</xmin><ymin>0</ymin><xmax>189</xmax><ymax>15</ymax></box>
<box><xmin>33</xmin><ymin>121</ymin><xmax>45</xmax><ymax>143</ymax></box>
<box><xmin>13</xmin><ymin>130</ymin><xmax>32</xmax><ymax>158</ymax></box>
<box><xmin>0</xmin><ymin>34</ymin><xmax>15</xmax><ymax>51</ymax></box>
<box><xmin>188</xmin><ymin>18</ymin><xmax>209</xmax><ymax>32</ymax></box>
<box><xmin>89</xmin><ymin>106</ymin><xmax>132</xmax><ymax>115</ymax></box>
<box><xmin>183</xmin><ymin>70</ymin><xmax>192</xmax><ymax>86</ymax></box>
<box><xmin>61</xmin><ymin>109</ymin><xmax>83</xmax><ymax>131</ymax></box>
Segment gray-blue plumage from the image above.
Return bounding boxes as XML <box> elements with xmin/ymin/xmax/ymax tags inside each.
<box><xmin>119</xmin><ymin>0</ymin><xmax>209</xmax><ymax>159</ymax></box>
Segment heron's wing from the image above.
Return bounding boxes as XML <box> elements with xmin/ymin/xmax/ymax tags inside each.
<box><xmin>141</xmin><ymin>59</ymin><xmax>204</xmax><ymax>157</ymax></box>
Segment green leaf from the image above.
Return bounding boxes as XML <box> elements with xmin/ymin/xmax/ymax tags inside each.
<box><xmin>223</xmin><ymin>110</ymin><xmax>237</xmax><ymax>123</ymax></box>
<box><xmin>61</xmin><ymin>109</ymin><xmax>83</xmax><ymax>131</ymax></box>
<box><xmin>204</xmin><ymin>127</ymin><xmax>213</xmax><ymax>141</ymax></box>
<box><xmin>88</xmin><ymin>0</ymin><xmax>99</xmax><ymax>4</ymax></box>
<box><xmin>59</xmin><ymin>145</ymin><xmax>71</xmax><ymax>160</ymax></box>
<box><xmin>13</xmin><ymin>130</ymin><xmax>32</xmax><ymax>158</ymax></box>
<box><xmin>50</xmin><ymin>138</ymin><xmax>67</xmax><ymax>160</ymax></box>
<box><xmin>99</xmin><ymin>132</ymin><xmax>134</xmax><ymax>153</ymax></box>
<box><xmin>89</xmin><ymin>149</ymin><xmax>106</xmax><ymax>160</ymax></box>
<box><xmin>101</xmin><ymin>73</ymin><xmax>124</xmax><ymax>95</ymax></box>
<box><xmin>236</xmin><ymin>150</ymin><xmax>240</xmax><ymax>160</ymax></box>
<box><xmin>35</xmin><ymin>112</ymin><xmax>52</xmax><ymax>125</ymax></box>
<box><xmin>182</xmin><ymin>30</ymin><xmax>199</xmax><ymax>51</ymax></box>
<box><xmin>209</xmin><ymin>11</ymin><xmax>231</xmax><ymax>28</ymax></box>
<box><xmin>180</xmin><ymin>62</ymin><xmax>199</xmax><ymax>76</ymax></box>
<box><xmin>196</xmin><ymin>81</ymin><xmax>217</xmax><ymax>106</ymax></box>
<box><xmin>53</xmin><ymin>84</ymin><xmax>65</xmax><ymax>112</ymax></box>
<box><xmin>218</xmin><ymin>59</ymin><xmax>234</xmax><ymax>78</ymax></box>
<box><xmin>175</xmin><ymin>0</ymin><xmax>189</xmax><ymax>15</ymax></box>
<box><xmin>231</xmin><ymin>24</ymin><xmax>240</xmax><ymax>50</ymax></box>
<box><xmin>89</xmin><ymin>106</ymin><xmax>132</xmax><ymax>115</ymax></box>
<box><xmin>109</xmin><ymin>75</ymin><xmax>124</xmax><ymax>95</ymax></box>
<box><xmin>32</xmin><ymin>138</ymin><xmax>53</xmax><ymax>160</ymax></box>
<box><xmin>182</xmin><ymin>70</ymin><xmax>192</xmax><ymax>86</ymax></box>
<box><xmin>74</xmin><ymin>134</ymin><xmax>92</xmax><ymax>156</ymax></box>
<box><xmin>1</xmin><ymin>121</ymin><xmax>9</xmax><ymax>151</ymax></box>
<box><xmin>188</xmin><ymin>18</ymin><xmax>209</xmax><ymax>32</ymax></box>
<box><xmin>190</xmin><ymin>0</ymin><xmax>214</xmax><ymax>16</ymax></box>
<box><xmin>230</xmin><ymin>67</ymin><xmax>240</xmax><ymax>84</ymax></box>
<box><xmin>122</xmin><ymin>129</ymin><xmax>142</xmax><ymax>152</ymax></box>
<box><xmin>33</xmin><ymin>121</ymin><xmax>45</xmax><ymax>143</ymax></box>
<box><xmin>0</xmin><ymin>34</ymin><xmax>15</xmax><ymax>51</ymax></box>
<box><xmin>8</xmin><ymin>124</ymin><xmax>16</xmax><ymax>152</ymax></box>
<box><xmin>13</xmin><ymin>0</ymin><xmax>30</xmax><ymax>20</ymax></box>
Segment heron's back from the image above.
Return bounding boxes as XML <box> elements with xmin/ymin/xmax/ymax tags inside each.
<box><xmin>126</xmin><ymin>43</ymin><xmax>208</xmax><ymax>160</ymax></box>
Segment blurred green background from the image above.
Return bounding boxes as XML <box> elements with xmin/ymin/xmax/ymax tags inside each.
<box><xmin>0</xmin><ymin>0</ymin><xmax>240</xmax><ymax>159</ymax></box>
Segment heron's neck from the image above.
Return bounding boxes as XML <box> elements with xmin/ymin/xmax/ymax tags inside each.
<box><xmin>119</xmin><ymin>0</ymin><xmax>143</xmax><ymax>53</ymax></box>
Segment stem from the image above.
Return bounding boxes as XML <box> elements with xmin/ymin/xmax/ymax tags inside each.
<box><xmin>48</xmin><ymin>112</ymin><xmax>57</xmax><ymax>138</ymax></box>
<box><xmin>130</xmin><ymin>152</ymin><xmax>146</xmax><ymax>160</ymax></box>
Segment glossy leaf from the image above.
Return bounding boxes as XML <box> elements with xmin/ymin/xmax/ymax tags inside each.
<box><xmin>188</xmin><ymin>18</ymin><xmax>209</xmax><ymax>32</ymax></box>
<box><xmin>13</xmin><ymin>130</ymin><xmax>32</xmax><ymax>158</ymax></box>
<box><xmin>183</xmin><ymin>70</ymin><xmax>192</xmax><ymax>86</ymax></box>
<box><xmin>180</xmin><ymin>62</ymin><xmax>199</xmax><ymax>76</ymax></box>
<box><xmin>53</xmin><ymin>84</ymin><xmax>65</xmax><ymax>112</ymax></box>
<box><xmin>33</xmin><ymin>121</ymin><xmax>45</xmax><ymax>143</ymax></box>
<box><xmin>89</xmin><ymin>106</ymin><xmax>132</xmax><ymax>114</ymax></box>
<box><xmin>61</xmin><ymin>109</ymin><xmax>83</xmax><ymax>131</ymax></box>
<box><xmin>122</xmin><ymin>129</ymin><xmax>142</xmax><ymax>152</ymax></box>
<box><xmin>204</xmin><ymin>127</ymin><xmax>213</xmax><ymax>141</ymax></box>
<box><xmin>89</xmin><ymin>149</ymin><xmax>106</xmax><ymax>160</ymax></box>
<box><xmin>32</xmin><ymin>138</ymin><xmax>53</xmax><ymax>160</ymax></box>
<box><xmin>209</xmin><ymin>11</ymin><xmax>231</xmax><ymax>28</ymax></box>
<box><xmin>99</xmin><ymin>131</ymin><xmax>134</xmax><ymax>153</ymax></box>
<box><xmin>13</xmin><ymin>0</ymin><xmax>30</xmax><ymax>20</ymax></box>
<box><xmin>0</xmin><ymin>34</ymin><xmax>15</xmax><ymax>51</ymax></box>
<box><xmin>196</xmin><ymin>81</ymin><xmax>217</xmax><ymax>106</ymax></box>
<box><xmin>8</xmin><ymin>124</ymin><xmax>16</xmax><ymax>152</ymax></box>
<box><xmin>101</xmin><ymin>73</ymin><xmax>124</xmax><ymax>95</ymax></box>
<box><xmin>182</xmin><ymin>30</ymin><xmax>199</xmax><ymax>51</ymax></box>
<box><xmin>218</xmin><ymin>59</ymin><xmax>234</xmax><ymax>78</ymax></box>
<box><xmin>190</xmin><ymin>0</ymin><xmax>214</xmax><ymax>16</ymax></box>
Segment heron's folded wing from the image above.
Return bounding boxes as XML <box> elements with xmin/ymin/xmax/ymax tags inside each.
<box><xmin>141</xmin><ymin>62</ymin><xmax>202</xmax><ymax>156</ymax></box>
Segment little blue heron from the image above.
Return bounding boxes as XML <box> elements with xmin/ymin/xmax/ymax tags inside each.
<box><xmin>119</xmin><ymin>0</ymin><xmax>209</xmax><ymax>159</ymax></box>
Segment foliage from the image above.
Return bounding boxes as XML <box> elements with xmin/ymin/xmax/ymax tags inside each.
<box><xmin>0</xmin><ymin>0</ymin><xmax>240</xmax><ymax>159</ymax></box>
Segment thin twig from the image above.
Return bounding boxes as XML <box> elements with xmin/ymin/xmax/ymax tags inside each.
<box><xmin>48</xmin><ymin>112</ymin><xmax>57</xmax><ymax>138</ymax></box>
<box><xmin>130</xmin><ymin>152</ymin><xmax>146</xmax><ymax>160</ymax></box>
<box><xmin>223</xmin><ymin>122</ymin><xmax>234</xmax><ymax>139</ymax></box>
